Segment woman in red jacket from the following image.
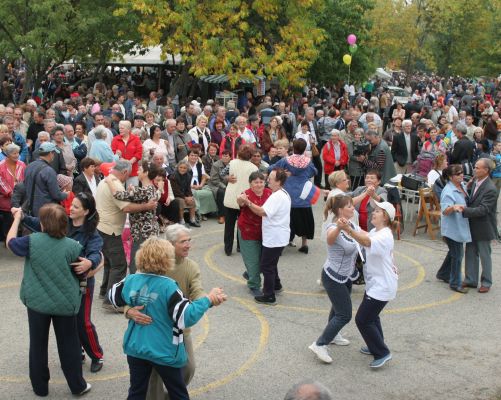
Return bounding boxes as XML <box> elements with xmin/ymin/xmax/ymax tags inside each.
<box><xmin>111</xmin><ymin>120</ymin><xmax>143</xmax><ymax>187</ymax></box>
<box><xmin>321</xmin><ymin>129</ymin><xmax>348</xmax><ymax>190</ymax></box>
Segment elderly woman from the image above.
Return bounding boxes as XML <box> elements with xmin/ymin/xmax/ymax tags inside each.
<box><xmin>321</xmin><ymin>129</ymin><xmax>348</xmax><ymax>190</ymax></box>
<box><xmin>187</xmin><ymin>148</ymin><xmax>218</xmax><ymax>221</ymax></box>
<box><xmin>88</xmin><ymin>126</ymin><xmax>119</xmax><ymax>163</ymax></box>
<box><xmin>209</xmin><ymin>119</ymin><xmax>225</xmax><ymax>146</ymax></box>
<box><xmin>223</xmin><ymin>145</ymin><xmax>258</xmax><ymax>255</ymax></box>
<box><xmin>109</xmin><ymin>236</ymin><xmax>226</xmax><ymax>400</ymax></box>
<box><xmin>0</xmin><ymin>143</ymin><xmax>26</xmax><ymax>241</ymax></box>
<box><xmin>169</xmin><ymin>160</ymin><xmax>198</xmax><ymax>227</ymax></box>
<box><xmin>337</xmin><ymin>200</ymin><xmax>398</xmax><ymax>369</ymax></box>
<box><xmin>188</xmin><ymin>114</ymin><xmax>211</xmax><ymax>154</ymax></box>
<box><xmin>236</xmin><ymin>171</ymin><xmax>272</xmax><ymax>296</ymax></box>
<box><xmin>53</xmin><ymin>126</ymin><xmax>77</xmax><ymax>176</ymax></box>
<box><xmin>436</xmin><ymin>165</ymin><xmax>471</xmax><ymax>293</ymax></box>
<box><xmin>7</xmin><ymin>204</ymin><xmax>91</xmax><ymax>396</ymax></box>
<box><xmin>143</xmin><ymin>125</ymin><xmax>172</xmax><ymax>163</ymax></box>
<box><xmin>271</xmin><ymin>139</ymin><xmax>317</xmax><ymax>253</ymax></box>
<box><xmin>124</xmin><ymin>224</ymin><xmax>208</xmax><ymax>400</ymax></box>
<box><xmin>201</xmin><ymin>142</ymin><xmax>220</xmax><ymax>175</ymax></box>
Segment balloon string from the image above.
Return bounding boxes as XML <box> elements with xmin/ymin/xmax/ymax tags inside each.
<box><xmin>348</xmin><ymin>64</ymin><xmax>351</xmax><ymax>86</ymax></box>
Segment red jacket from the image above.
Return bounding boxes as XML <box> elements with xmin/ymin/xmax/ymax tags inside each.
<box><xmin>111</xmin><ymin>134</ymin><xmax>143</xmax><ymax>177</ymax></box>
<box><xmin>321</xmin><ymin>140</ymin><xmax>348</xmax><ymax>175</ymax></box>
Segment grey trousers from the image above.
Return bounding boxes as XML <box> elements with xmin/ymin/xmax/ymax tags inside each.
<box><xmin>464</xmin><ymin>240</ymin><xmax>492</xmax><ymax>288</ymax></box>
<box><xmin>145</xmin><ymin>335</ymin><xmax>195</xmax><ymax>400</ymax></box>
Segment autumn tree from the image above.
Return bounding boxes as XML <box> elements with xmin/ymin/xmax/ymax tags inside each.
<box><xmin>116</xmin><ymin>0</ymin><xmax>326</xmax><ymax>96</ymax></box>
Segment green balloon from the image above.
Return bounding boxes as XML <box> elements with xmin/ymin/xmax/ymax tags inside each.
<box><xmin>349</xmin><ymin>44</ymin><xmax>358</xmax><ymax>54</ymax></box>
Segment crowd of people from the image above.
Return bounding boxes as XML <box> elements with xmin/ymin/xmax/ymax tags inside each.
<box><xmin>0</xmin><ymin>71</ymin><xmax>500</xmax><ymax>398</ymax></box>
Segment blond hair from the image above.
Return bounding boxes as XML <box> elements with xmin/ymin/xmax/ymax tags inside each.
<box><xmin>274</xmin><ymin>139</ymin><xmax>289</xmax><ymax>148</ymax></box>
<box><xmin>0</xmin><ymin>124</ymin><xmax>8</xmax><ymax>133</ymax></box>
<box><xmin>135</xmin><ymin>237</ymin><xmax>175</xmax><ymax>275</ymax></box>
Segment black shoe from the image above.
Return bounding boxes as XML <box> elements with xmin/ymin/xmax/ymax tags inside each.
<box><xmin>274</xmin><ymin>284</ymin><xmax>283</xmax><ymax>293</ymax></box>
<box><xmin>90</xmin><ymin>359</ymin><xmax>103</xmax><ymax>373</ymax></box>
<box><xmin>236</xmin><ymin>247</ymin><xmax>240</xmax><ymax>253</ymax></box>
<box><xmin>188</xmin><ymin>220</ymin><xmax>201</xmax><ymax>228</ymax></box>
<box><xmin>451</xmin><ymin>287</ymin><xmax>468</xmax><ymax>294</ymax></box>
<box><xmin>436</xmin><ymin>276</ymin><xmax>449</xmax><ymax>283</ymax></box>
<box><xmin>254</xmin><ymin>294</ymin><xmax>276</xmax><ymax>305</ymax></box>
<box><xmin>298</xmin><ymin>246</ymin><xmax>309</xmax><ymax>254</ymax></box>
<box><xmin>225</xmin><ymin>249</ymin><xmax>232</xmax><ymax>256</ymax></box>
<box><xmin>242</xmin><ymin>271</ymin><xmax>249</xmax><ymax>280</ymax></box>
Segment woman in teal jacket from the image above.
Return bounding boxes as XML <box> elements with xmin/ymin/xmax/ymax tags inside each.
<box><xmin>109</xmin><ymin>237</ymin><xmax>226</xmax><ymax>400</ymax></box>
<box><xmin>7</xmin><ymin>204</ymin><xmax>91</xmax><ymax>397</ymax></box>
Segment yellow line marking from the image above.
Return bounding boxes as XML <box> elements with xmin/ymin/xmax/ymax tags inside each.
<box><xmin>205</xmin><ymin>244</ymin><xmax>425</xmax><ymax>295</ymax></box>
<box><xmin>193</xmin><ymin>314</ymin><xmax>210</xmax><ymax>351</ymax></box>
<box><xmin>399</xmin><ymin>240</ymin><xmax>433</xmax><ymax>252</ymax></box>
<box><xmin>189</xmin><ymin>296</ymin><xmax>269</xmax><ymax>397</ymax></box>
<box><xmin>0</xmin><ymin>282</ymin><xmax>18</xmax><ymax>289</ymax></box>
<box><xmin>273</xmin><ymin>291</ymin><xmax>462</xmax><ymax>315</ymax></box>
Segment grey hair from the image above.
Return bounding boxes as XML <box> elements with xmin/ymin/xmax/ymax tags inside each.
<box><xmin>94</xmin><ymin>125</ymin><xmax>107</xmax><ymax>140</ymax></box>
<box><xmin>329</xmin><ymin>129</ymin><xmax>341</xmax><ymax>136</ymax></box>
<box><xmin>164</xmin><ymin>223</ymin><xmax>191</xmax><ymax>244</ymax></box>
<box><xmin>365</xmin><ymin>129</ymin><xmax>380</xmax><ymax>137</ymax></box>
<box><xmin>478</xmin><ymin>157</ymin><xmax>495</xmax><ymax>173</ymax></box>
<box><xmin>4</xmin><ymin>143</ymin><xmax>20</xmax><ymax>155</ymax></box>
<box><xmin>455</xmin><ymin>123</ymin><xmax>467</xmax><ymax>135</ymax></box>
<box><xmin>113</xmin><ymin>159</ymin><xmax>132</xmax><ymax>173</ymax></box>
<box><xmin>284</xmin><ymin>381</ymin><xmax>332</xmax><ymax>400</ymax></box>
<box><xmin>119</xmin><ymin>120</ymin><xmax>132</xmax><ymax>130</ymax></box>
<box><xmin>354</xmin><ymin>127</ymin><xmax>365</xmax><ymax>136</ymax></box>
<box><xmin>131</xmin><ymin>128</ymin><xmax>142</xmax><ymax>137</ymax></box>
<box><xmin>177</xmin><ymin>160</ymin><xmax>190</xmax><ymax>169</ymax></box>
<box><xmin>402</xmin><ymin>119</ymin><xmax>412</xmax><ymax>127</ymax></box>
<box><xmin>38</xmin><ymin>131</ymin><xmax>50</xmax><ymax>140</ymax></box>
<box><xmin>235</xmin><ymin>115</ymin><xmax>247</xmax><ymax>124</ymax></box>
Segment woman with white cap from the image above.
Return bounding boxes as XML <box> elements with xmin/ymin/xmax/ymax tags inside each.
<box><xmin>337</xmin><ymin>199</ymin><xmax>398</xmax><ymax>369</ymax></box>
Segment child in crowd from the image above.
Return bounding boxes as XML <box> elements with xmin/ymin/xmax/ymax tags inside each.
<box><xmin>270</xmin><ymin>139</ymin><xmax>289</xmax><ymax>164</ymax></box>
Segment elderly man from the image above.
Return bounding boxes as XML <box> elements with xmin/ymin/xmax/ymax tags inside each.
<box><xmin>236</xmin><ymin>115</ymin><xmax>257</xmax><ymax>146</ymax></box>
<box><xmin>111</xmin><ymin>120</ymin><xmax>143</xmax><ymax>187</ymax></box>
<box><xmin>64</xmin><ymin>124</ymin><xmax>87</xmax><ymax>162</ymax></box>
<box><xmin>358</xmin><ymin>130</ymin><xmax>396</xmax><ymax>185</ymax></box>
<box><xmin>449</xmin><ymin>123</ymin><xmax>474</xmax><ymax>165</ymax></box>
<box><xmin>391</xmin><ymin>119</ymin><xmax>419</xmax><ymax>174</ymax></box>
<box><xmin>119</xmin><ymin>224</ymin><xmax>204</xmax><ymax>400</ymax></box>
<box><xmin>461</xmin><ymin>158</ymin><xmax>498</xmax><ymax>293</ymax></box>
<box><xmin>88</xmin><ymin>126</ymin><xmax>118</xmax><ymax>163</ymax></box>
<box><xmin>284</xmin><ymin>381</ymin><xmax>333</xmax><ymax>400</ymax></box>
<box><xmin>23</xmin><ymin>142</ymin><xmax>68</xmax><ymax>216</ymax></box>
<box><xmin>96</xmin><ymin>160</ymin><xmax>157</xmax><ymax>310</ymax></box>
<box><xmin>160</xmin><ymin>118</ymin><xmax>178</xmax><ymax>167</ymax></box>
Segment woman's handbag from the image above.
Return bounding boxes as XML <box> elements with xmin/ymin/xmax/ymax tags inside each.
<box><xmin>311</xmin><ymin>142</ymin><xmax>320</xmax><ymax>157</ymax></box>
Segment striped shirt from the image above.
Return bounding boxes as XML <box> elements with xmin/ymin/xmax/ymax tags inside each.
<box><xmin>323</xmin><ymin>223</ymin><xmax>360</xmax><ymax>283</ymax></box>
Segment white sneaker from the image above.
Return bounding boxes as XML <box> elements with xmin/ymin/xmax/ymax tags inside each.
<box><xmin>331</xmin><ymin>333</ymin><xmax>350</xmax><ymax>346</ymax></box>
<box><xmin>308</xmin><ymin>342</ymin><xmax>333</xmax><ymax>363</ymax></box>
<box><xmin>316</xmin><ymin>279</ymin><xmax>322</xmax><ymax>286</ymax></box>
<box><xmin>76</xmin><ymin>383</ymin><xmax>92</xmax><ymax>396</ymax></box>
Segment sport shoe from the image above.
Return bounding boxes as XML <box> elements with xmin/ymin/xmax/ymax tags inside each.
<box><xmin>360</xmin><ymin>346</ymin><xmax>372</xmax><ymax>355</ymax></box>
<box><xmin>254</xmin><ymin>294</ymin><xmax>276</xmax><ymax>305</ymax></box>
<box><xmin>90</xmin><ymin>358</ymin><xmax>103</xmax><ymax>373</ymax></box>
<box><xmin>370</xmin><ymin>353</ymin><xmax>392</xmax><ymax>368</ymax></box>
<box><xmin>288</xmin><ymin>241</ymin><xmax>296</xmax><ymax>247</ymax></box>
<box><xmin>308</xmin><ymin>342</ymin><xmax>333</xmax><ymax>363</ymax></box>
<box><xmin>331</xmin><ymin>333</ymin><xmax>350</xmax><ymax>346</ymax></box>
<box><xmin>76</xmin><ymin>383</ymin><xmax>92</xmax><ymax>396</ymax></box>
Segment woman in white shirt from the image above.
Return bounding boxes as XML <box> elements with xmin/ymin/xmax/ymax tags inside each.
<box><xmin>142</xmin><ymin>125</ymin><xmax>171</xmax><ymax>163</ymax></box>
<box><xmin>427</xmin><ymin>153</ymin><xmax>448</xmax><ymax>187</ymax></box>
<box><xmin>188</xmin><ymin>115</ymin><xmax>211</xmax><ymax>154</ymax></box>
<box><xmin>295</xmin><ymin>120</ymin><xmax>316</xmax><ymax>156</ymax></box>
<box><xmin>240</xmin><ymin>168</ymin><xmax>291</xmax><ymax>305</ymax></box>
<box><xmin>337</xmin><ymin>200</ymin><xmax>397</xmax><ymax>369</ymax></box>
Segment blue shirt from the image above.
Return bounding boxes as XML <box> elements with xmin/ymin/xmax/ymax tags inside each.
<box><xmin>88</xmin><ymin>139</ymin><xmax>119</xmax><ymax>163</ymax></box>
<box><xmin>440</xmin><ymin>181</ymin><xmax>471</xmax><ymax>243</ymax></box>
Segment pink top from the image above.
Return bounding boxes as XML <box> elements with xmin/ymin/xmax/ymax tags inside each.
<box><xmin>0</xmin><ymin>160</ymin><xmax>26</xmax><ymax>211</ymax></box>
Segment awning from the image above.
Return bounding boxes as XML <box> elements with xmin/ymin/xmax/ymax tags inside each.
<box><xmin>200</xmin><ymin>74</ymin><xmax>265</xmax><ymax>85</ymax></box>
<box><xmin>107</xmin><ymin>46</ymin><xmax>182</xmax><ymax>66</ymax></box>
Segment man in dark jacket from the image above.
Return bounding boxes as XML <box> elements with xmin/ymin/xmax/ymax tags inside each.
<box><xmin>461</xmin><ymin>158</ymin><xmax>498</xmax><ymax>293</ymax></box>
<box><xmin>449</xmin><ymin>123</ymin><xmax>474</xmax><ymax>164</ymax></box>
<box><xmin>23</xmin><ymin>142</ymin><xmax>68</xmax><ymax>216</ymax></box>
<box><xmin>391</xmin><ymin>119</ymin><xmax>419</xmax><ymax>174</ymax></box>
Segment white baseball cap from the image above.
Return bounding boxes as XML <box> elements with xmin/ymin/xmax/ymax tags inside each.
<box><xmin>370</xmin><ymin>199</ymin><xmax>396</xmax><ymax>221</ymax></box>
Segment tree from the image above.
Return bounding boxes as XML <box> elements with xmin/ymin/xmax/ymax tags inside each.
<box><xmin>0</xmin><ymin>0</ymin><xmax>142</xmax><ymax>102</ymax></box>
<box><xmin>307</xmin><ymin>0</ymin><xmax>376</xmax><ymax>87</ymax></box>
<box><xmin>116</xmin><ymin>0</ymin><xmax>326</xmax><ymax>96</ymax></box>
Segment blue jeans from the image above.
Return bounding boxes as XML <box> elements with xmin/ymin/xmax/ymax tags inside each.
<box><xmin>316</xmin><ymin>270</ymin><xmax>353</xmax><ymax>346</ymax></box>
<box><xmin>436</xmin><ymin>237</ymin><xmax>464</xmax><ymax>289</ymax></box>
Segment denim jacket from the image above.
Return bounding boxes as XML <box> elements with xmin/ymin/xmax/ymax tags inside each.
<box><xmin>440</xmin><ymin>181</ymin><xmax>471</xmax><ymax>243</ymax></box>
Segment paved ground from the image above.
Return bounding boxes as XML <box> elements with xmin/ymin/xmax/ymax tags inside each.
<box><xmin>1</xmin><ymin>201</ymin><xmax>501</xmax><ymax>400</ymax></box>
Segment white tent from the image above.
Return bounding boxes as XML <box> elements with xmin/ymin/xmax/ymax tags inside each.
<box><xmin>375</xmin><ymin>68</ymin><xmax>392</xmax><ymax>80</ymax></box>
<box><xmin>107</xmin><ymin>46</ymin><xmax>182</xmax><ymax>66</ymax></box>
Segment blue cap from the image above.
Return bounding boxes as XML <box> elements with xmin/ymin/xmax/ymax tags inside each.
<box><xmin>39</xmin><ymin>142</ymin><xmax>59</xmax><ymax>154</ymax></box>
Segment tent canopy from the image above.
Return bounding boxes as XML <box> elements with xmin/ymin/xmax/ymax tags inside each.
<box><xmin>107</xmin><ymin>46</ymin><xmax>181</xmax><ymax>66</ymax></box>
<box><xmin>375</xmin><ymin>68</ymin><xmax>392</xmax><ymax>80</ymax></box>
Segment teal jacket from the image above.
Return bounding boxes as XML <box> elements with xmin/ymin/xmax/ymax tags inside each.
<box><xmin>20</xmin><ymin>233</ymin><xmax>82</xmax><ymax>316</ymax></box>
<box><xmin>110</xmin><ymin>273</ymin><xmax>211</xmax><ymax>368</ymax></box>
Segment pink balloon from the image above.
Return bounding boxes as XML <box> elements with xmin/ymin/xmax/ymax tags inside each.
<box><xmin>347</xmin><ymin>34</ymin><xmax>357</xmax><ymax>45</ymax></box>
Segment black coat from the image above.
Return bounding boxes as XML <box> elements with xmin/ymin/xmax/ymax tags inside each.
<box><xmin>450</xmin><ymin>137</ymin><xmax>474</xmax><ymax>164</ymax></box>
<box><xmin>391</xmin><ymin>132</ymin><xmax>419</xmax><ymax>166</ymax></box>
<box><xmin>463</xmin><ymin>178</ymin><xmax>498</xmax><ymax>241</ymax></box>
<box><xmin>72</xmin><ymin>173</ymin><xmax>100</xmax><ymax>196</ymax></box>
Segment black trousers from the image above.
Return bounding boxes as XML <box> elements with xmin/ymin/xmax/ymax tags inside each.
<box><xmin>223</xmin><ymin>207</ymin><xmax>240</xmax><ymax>254</ymax></box>
<box><xmin>0</xmin><ymin>210</ymin><xmax>13</xmax><ymax>242</ymax></box>
<box><xmin>77</xmin><ymin>277</ymin><xmax>103</xmax><ymax>361</ymax></box>
<box><xmin>99</xmin><ymin>230</ymin><xmax>128</xmax><ymax>299</ymax></box>
<box><xmin>355</xmin><ymin>293</ymin><xmax>390</xmax><ymax>360</ymax></box>
<box><xmin>312</xmin><ymin>155</ymin><xmax>323</xmax><ymax>187</ymax></box>
<box><xmin>158</xmin><ymin>199</ymin><xmax>180</xmax><ymax>223</ymax></box>
<box><xmin>127</xmin><ymin>355</ymin><xmax>189</xmax><ymax>400</ymax></box>
<box><xmin>27</xmin><ymin>308</ymin><xmax>87</xmax><ymax>396</ymax></box>
<box><xmin>216</xmin><ymin>188</ymin><xmax>226</xmax><ymax>217</ymax></box>
<box><xmin>260</xmin><ymin>246</ymin><xmax>284</xmax><ymax>296</ymax></box>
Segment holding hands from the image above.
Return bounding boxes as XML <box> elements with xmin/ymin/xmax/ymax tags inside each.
<box><xmin>207</xmin><ymin>287</ymin><xmax>227</xmax><ymax>306</ymax></box>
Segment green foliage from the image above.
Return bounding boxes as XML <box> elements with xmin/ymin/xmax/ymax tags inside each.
<box><xmin>307</xmin><ymin>0</ymin><xmax>376</xmax><ymax>85</ymax></box>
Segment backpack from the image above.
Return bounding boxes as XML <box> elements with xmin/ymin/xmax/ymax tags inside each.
<box><xmin>413</xmin><ymin>150</ymin><xmax>435</xmax><ymax>177</ymax></box>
